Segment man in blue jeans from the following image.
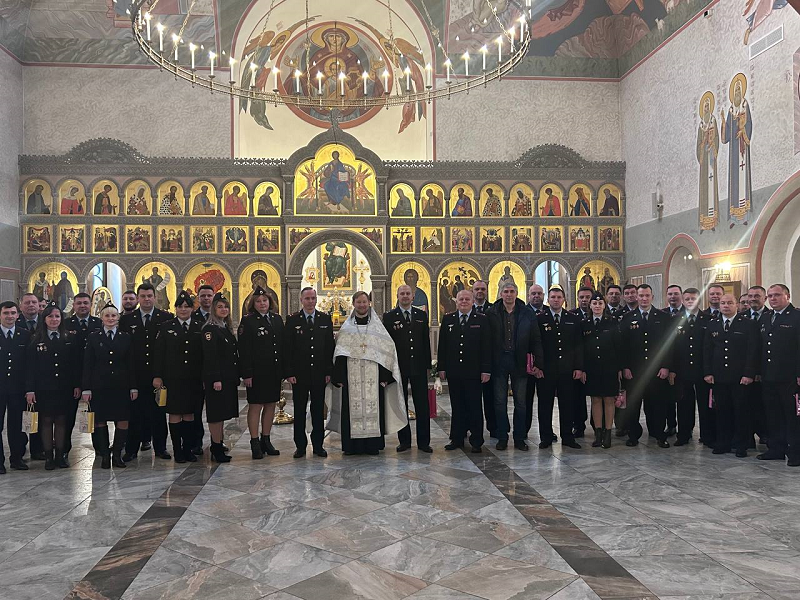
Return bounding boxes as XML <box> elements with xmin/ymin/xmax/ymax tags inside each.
<box><xmin>487</xmin><ymin>283</ymin><xmax>543</xmax><ymax>450</ymax></box>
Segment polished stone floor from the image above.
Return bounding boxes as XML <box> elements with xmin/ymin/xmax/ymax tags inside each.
<box><xmin>1</xmin><ymin>394</ymin><xmax>800</xmax><ymax>600</ymax></box>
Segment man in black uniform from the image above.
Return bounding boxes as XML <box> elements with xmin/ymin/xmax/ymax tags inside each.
<box><xmin>64</xmin><ymin>292</ymin><xmax>101</xmax><ymax>458</ymax></box>
<box><xmin>438</xmin><ymin>290</ymin><xmax>491</xmax><ymax>453</ymax></box>
<box><xmin>384</xmin><ymin>284</ymin><xmax>432</xmax><ymax>452</ymax></box>
<box><xmin>523</xmin><ymin>284</ymin><xmax>547</xmax><ymax>442</ymax></box>
<box><xmin>121</xmin><ymin>290</ymin><xmax>138</xmax><ymax>316</ymax></box>
<box><xmin>471</xmin><ymin>279</ymin><xmax>496</xmax><ymax>438</ymax></box>
<box><xmin>622</xmin><ymin>284</ymin><xmax>639</xmax><ymax>314</ymax></box>
<box><xmin>17</xmin><ymin>292</ymin><xmax>43</xmax><ymax>460</ymax></box>
<box><xmin>285</xmin><ymin>287</ymin><xmax>335</xmax><ymax>458</ymax></box>
<box><xmin>620</xmin><ymin>284</ymin><xmax>672</xmax><ymax>448</ymax></box>
<box><xmin>742</xmin><ymin>285</ymin><xmax>770</xmax><ymax>447</ymax></box>
<box><xmin>704</xmin><ymin>284</ymin><xmax>724</xmax><ymax>318</ymax></box>
<box><xmin>188</xmin><ymin>284</ymin><xmax>215</xmax><ymax>454</ymax></box>
<box><xmin>120</xmin><ymin>282</ymin><xmax>173</xmax><ymax>461</ymax></box>
<box><xmin>192</xmin><ymin>284</ymin><xmax>214</xmax><ymax>323</ymax></box>
<box><xmin>703</xmin><ymin>294</ymin><xmax>758</xmax><ymax>457</ymax></box>
<box><xmin>527</xmin><ymin>284</ymin><xmax>545</xmax><ymax>314</ymax></box>
<box><xmin>671</xmin><ymin>288</ymin><xmax>714</xmax><ymax>447</ymax></box>
<box><xmin>0</xmin><ymin>301</ymin><xmax>31</xmax><ymax>472</ymax></box>
<box><xmin>534</xmin><ymin>286</ymin><xmax>583</xmax><ymax>449</ymax></box>
<box><xmin>757</xmin><ymin>284</ymin><xmax>800</xmax><ymax>466</ymax></box>
<box><xmin>606</xmin><ymin>285</ymin><xmax>625</xmax><ymax>321</ymax></box>
<box><xmin>570</xmin><ymin>287</ymin><xmax>593</xmax><ymax>437</ymax></box>
<box><xmin>662</xmin><ymin>284</ymin><xmax>685</xmax><ymax>437</ymax></box>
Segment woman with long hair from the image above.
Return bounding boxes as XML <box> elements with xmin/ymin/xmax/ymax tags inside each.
<box><xmin>201</xmin><ymin>293</ymin><xmax>240</xmax><ymax>463</ymax></box>
<box><xmin>82</xmin><ymin>302</ymin><xmax>137</xmax><ymax>469</ymax></box>
<box><xmin>25</xmin><ymin>303</ymin><xmax>81</xmax><ymax>469</ymax></box>
<box><xmin>581</xmin><ymin>292</ymin><xmax>622</xmax><ymax>449</ymax></box>
<box><xmin>238</xmin><ymin>286</ymin><xmax>285</xmax><ymax>459</ymax></box>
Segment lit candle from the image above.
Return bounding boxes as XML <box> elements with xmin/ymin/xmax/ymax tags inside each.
<box><xmin>339</xmin><ymin>71</ymin><xmax>345</xmax><ymax>96</ymax></box>
<box><xmin>462</xmin><ymin>51</ymin><xmax>469</xmax><ymax>77</ymax></box>
<box><xmin>425</xmin><ymin>63</ymin><xmax>431</xmax><ymax>87</ymax></box>
<box><xmin>480</xmin><ymin>45</ymin><xmax>487</xmax><ymax>71</ymax></box>
<box><xmin>250</xmin><ymin>62</ymin><xmax>258</xmax><ymax>88</ymax></box>
<box><xmin>272</xmin><ymin>66</ymin><xmax>279</xmax><ymax>90</ymax></box>
<box><xmin>294</xmin><ymin>69</ymin><xmax>301</xmax><ymax>93</ymax></box>
<box><xmin>189</xmin><ymin>43</ymin><xmax>196</xmax><ymax>70</ymax></box>
<box><xmin>382</xmin><ymin>68</ymin><xmax>389</xmax><ymax>92</ymax></box>
<box><xmin>172</xmin><ymin>34</ymin><xmax>179</xmax><ymax>61</ymax></box>
<box><xmin>156</xmin><ymin>22</ymin><xmax>164</xmax><ymax>53</ymax></box>
<box><xmin>496</xmin><ymin>36</ymin><xmax>503</xmax><ymax>62</ymax></box>
<box><xmin>209</xmin><ymin>51</ymin><xmax>216</xmax><ymax>77</ymax></box>
<box><xmin>229</xmin><ymin>57</ymin><xmax>237</xmax><ymax>83</ymax></box>
<box><xmin>145</xmin><ymin>12</ymin><xmax>151</xmax><ymax>41</ymax></box>
<box><xmin>509</xmin><ymin>26</ymin><xmax>515</xmax><ymax>52</ymax></box>
<box><xmin>444</xmin><ymin>58</ymin><xmax>451</xmax><ymax>82</ymax></box>
<box><xmin>362</xmin><ymin>71</ymin><xmax>368</xmax><ymax>95</ymax></box>
<box><xmin>317</xmin><ymin>71</ymin><xmax>323</xmax><ymax>95</ymax></box>
<box><xmin>404</xmin><ymin>66</ymin><xmax>411</xmax><ymax>90</ymax></box>
<box><xmin>519</xmin><ymin>15</ymin><xmax>527</xmax><ymax>39</ymax></box>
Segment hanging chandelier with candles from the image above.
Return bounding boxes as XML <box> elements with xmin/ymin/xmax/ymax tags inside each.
<box><xmin>128</xmin><ymin>0</ymin><xmax>531</xmax><ymax>109</ymax></box>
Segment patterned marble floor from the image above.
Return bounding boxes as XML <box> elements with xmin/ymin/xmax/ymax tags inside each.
<box><xmin>1</xmin><ymin>394</ymin><xmax>799</xmax><ymax>600</ymax></box>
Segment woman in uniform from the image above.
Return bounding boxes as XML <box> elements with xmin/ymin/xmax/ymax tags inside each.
<box><xmin>238</xmin><ymin>286</ymin><xmax>285</xmax><ymax>459</ymax></box>
<box><xmin>581</xmin><ymin>292</ymin><xmax>621</xmax><ymax>449</ymax></box>
<box><xmin>82</xmin><ymin>302</ymin><xmax>137</xmax><ymax>469</ymax></box>
<box><xmin>153</xmin><ymin>290</ymin><xmax>203</xmax><ymax>463</ymax></box>
<box><xmin>201</xmin><ymin>293</ymin><xmax>239</xmax><ymax>463</ymax></box>
<box><xmin>25</xmin><ymin>303</ymin><xmax>81</xmax><ymax>469</ymax></box>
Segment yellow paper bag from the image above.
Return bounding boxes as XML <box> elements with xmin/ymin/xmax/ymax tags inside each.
<box><xmin>22</xmin><ymin>407</ymin><xmax>38</xmax><ymax>434</ymax></box>
<box><xmin>78</xmin><ymin>403</ymin><xmax>95</xmax><ymax>434</ymax></box>
<box><xmin>156</xmin><ymin>387</ymin><xmax>167</xmax><ymax>407</ymax></box>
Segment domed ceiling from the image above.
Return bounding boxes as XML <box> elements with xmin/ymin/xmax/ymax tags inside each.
<box><xmin>1</xmin><ymin>0</ymin><xmax>713</xmax><ymax>78</ymax></box>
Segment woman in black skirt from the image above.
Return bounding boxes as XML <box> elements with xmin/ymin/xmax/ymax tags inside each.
<box><xmin>581</xmin><ymin>292</ymin><xmax>622</xmax><ymax>449</ymax></box>
<box><xmin>153</xmin><ymin>290</ymin><xmax>203</xmax><ymax>463</ymax></box>
<box><xmin>82</xmin><ymin>302</ymin><xmax>138</xmax><ymax>469</ymax></box>
<box><xmin>202</xmin><ymin>293</ymin><xmax>239</xmax><ymax>463</ymax></box>
<box><xmin>238</xmin><ymin>286</ymin><xmax>284</xmax><ymax>459</ymax></box>
<box><xmin>25</xmin><ymin>303</ymin><xmax>81</xmax><ymax>469</ymax></box>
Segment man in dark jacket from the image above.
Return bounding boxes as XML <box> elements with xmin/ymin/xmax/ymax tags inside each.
<box><xmin>487</xmin><ymin>283</ymin><xmax>543</xmax><ymax>450</ymax></box>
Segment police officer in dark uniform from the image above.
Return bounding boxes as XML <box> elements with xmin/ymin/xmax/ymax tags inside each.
<box><xmin>384</xmin><ymin>284</ymin><xmax>432</xmax><ymax>453</ymax></box>
<box><xmin>471</xmin><ymin>280</ymin><xmax>496</xmax><ymax>439</ymax></box>
<box><xmin>742</xmin><ymin>285</ymin><xmax>770</xmax><ymax>447</ymax></box>
<box><xmin>703</xmin><ymin>294</ymin><xmax>759</xmax><ymax>457</ymax></box>
<box><xmin>535</xmin><ymin>286</ymin><xmax>584</xmax><ymax>449</ymax></box>
<box><xmin>0</xmin><ymin>301</ymin><xmax>31</xmax><ymax>472</ymax></box>
<box><xmin>620</xmin><ymin>284</ymin><xmax>672</xmax><ymax>448</ymax></box>
<box><xmin>238</xmin><ymin>286</ymin><xmax>285</xmax><ymax>459</ymax></box>
<box><xmin>671</xmin><ymin>288</ymin><xmax>715</xmax><ymax>447</ymax></box>
<box><xmin>17</xmin><ymin>292</ymin><xmax>43</xmax><ymax>460</ymax></box>
<box><xmin>605</xmin><ymin>285</ymin><xmax>625</xmax><ymax>321</ymax></box>
<box><xmin>757</xmin><ymin>284</ymin><xmax>800</xmax><ymax>466</ymax></box>
<box><xmin>662</xmin><ymin>284</ymin><xmax>685</xmax><ymax>437</ymax></box>
<box><xmin>438</xmin><ymin>289</ymin><xmax>491</xmax><ymax>453</ymax></box>
<box><xmin>187</xmin><ymin>284</ymin><xmax>215</xmax><ymax>454</ymax></box>
<box><xmin>120</xmin><ymin>282</ymin><xmax>173</xmax><ymax>461</ymax></box>
<box><xmin>82</xmin><ymin>301</ymin><xmax>137</xmax><ymax>469</ymax></box>
<box><xmin>285</xmin><ymin>287</ymin><xmax>335</xmax><ymax>458</ymax></box>
<box><xmin>570</xmin><ymin>286</ymin><xmax>593</xmax><ymax>438</ymax></box>
<box><xmin>152</xmin><ymin>290</ymin><xmax>204</xmax><ymax>463</ymax></box>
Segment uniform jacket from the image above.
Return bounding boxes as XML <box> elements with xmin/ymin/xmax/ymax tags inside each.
<box><xmin>758</xmin><ymin>303</ymin><xmax>800</xmax><ymax>383</ymax></box>
<box><xmin>670</xmin><ymin>311</ymin><xmax>711</xmax><ymax>381</ymax></box>
<box><xmin>152</xmin><ymin>317</ymin><xmax>204</xmax><ymax>388</ymax></box>
<box><xmin>25</xmin><ymin>332</ymin><xmax>81</xmax><ymax>392</ymax></box>
<box><xmin>486</xmin><ymin>299</ymin><xmax>543</xmax><ymax>375</ymax></box>
<box><xmin>82</xmin><ymin>329</ymin><xmax>136</xmax><ymax>391</ymax></box>
<box><xmin>620</xmin><ymin>307</ymin><xmax>673</xmax><ymax>375</ymax></box>
<box><xmin>703</xmin><ymin>314</ymin><xmax>759</xmax><ymax>384</ymax></box>
<box><xmin>237</xmin><ymin>311</ymin><xmax>286</xmax><ymax>382</ymax></box>
<box><xmin>120</xmin><ymin>308</ymin><xmax>173</xmax><ymax>385</ymax></box>
<box><xmin>284</xmin><ymin>311</ymin><xmax>335</xmax><ymax>382</ymax></box>
<box><xmin>570</xmin><ymin>307</ymin><xmax>592</xmax><ymax>322</ymax></box>
<box><xmin>537</xmin><ymin>309</ymin><xmax>584</xmax><ymax>377</ymax></box>
<box><xmin>383</xmin><ymin>306</ymin><xmax>431</xmax><ymax>376</ymax></box>
<box><xmin>581</xmin><ymin>316</ymin><xmax>622</xmax><ymax>374</ymax></box>
<box><xmin>201</xmin><ymin>324</ymin><xmax>240</xmax><ymax>386</ymax></box>
<box><xmin>0</xmin><ymin>327</ymin><xmax>30</xmax><ymax>395</ymax></box>
<box><xmin>437</xmin><ymin>311</ymin><xmax>491</xmax><ymax>380</ymax></box>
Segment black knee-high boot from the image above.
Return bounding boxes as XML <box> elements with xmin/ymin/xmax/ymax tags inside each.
<box><xmin>168</xmin><ymin>423</ymin><xmax>185</xmax><ymax>463</ymax></box>
<box><xmin>181</xmin><ymin>422</ymin><xmax>197</xmax><ymax>462</ymax></box>
<box><xmin>96</xmin><ymin>427</ymin><xmax>111</xmax><ymax>469</ymax></box>
<box><xmin>112</xmin><ymin>428</ymin><xmax>128</xmax><ymax>468</ymax></box>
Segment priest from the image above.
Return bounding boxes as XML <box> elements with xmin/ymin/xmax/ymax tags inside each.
<box><xmin>326</xmin><ymin>291</ymin><xmax>408</xmax><ymax>455</ymax></box>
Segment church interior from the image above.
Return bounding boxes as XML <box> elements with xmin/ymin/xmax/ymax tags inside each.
<box><xmin>2</xmin><ymin>0</ymin><xmax>800</xmax><ymax>598</ymax></box>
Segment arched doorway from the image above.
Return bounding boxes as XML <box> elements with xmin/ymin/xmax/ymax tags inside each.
<box><xmin>532</xmin><ymin>260</ymin><xmax>569</xmax><ymax>291</ymax></box>
<box><xmin>667</xmin><ymin>246</ymin><xmax>701</xmax><ymax>291</ymax></box>
<box><xmin>85</xmin><ymin>260</ymin><xmax>127</xmax><ymax>316</ymax></box>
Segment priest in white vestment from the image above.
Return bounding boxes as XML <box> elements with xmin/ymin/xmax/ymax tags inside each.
<box><xmin>326</xmin><ymin>291</ymin><xmax>408</xmax><ymax>455</ymax></box>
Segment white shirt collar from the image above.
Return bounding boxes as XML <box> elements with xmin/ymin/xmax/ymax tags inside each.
<box><xmin>459</xmin><ymin>310</ymin><xmax>472</xmax><ymax>320</ymax></box>
<box><xmin>103</xmin><ymin>326</ymin><xmax>118</xmax><ymax>335</ymax></box>
<box><xmin>47</xmin><ymin>330</ymin><xmax>59</xmax><ymax>338</ymax></box>
<box><xmin>303</xmin><ymin>310</ymin><xmax>315</xmax><ymax>319</ymax></box>
<box><xmin>178</xmin><ymin>318</ymin><xmax>191</xmax><ymax>327</ymax></box>
<box><xmin>550</xmin><ymin>308</ymin><xmax>562</xmax><ymax>318</ymax></box>
<box><xmin>1</xmin><ymin>325</ymin><xmax>14</xmax><ymax>336</ymax></box>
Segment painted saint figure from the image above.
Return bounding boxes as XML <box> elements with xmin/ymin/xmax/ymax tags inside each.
<box><xmin>451</xmin><ymin>188</ymin><xmax>473</xmax><ymax>217</ymax></box>
<box><xmin>60</xmin><ymin>186</ymin><xmax>84</xmax><ymax>215</ymax></box>
<box><xmin>94</xmin><ymin>185</ymin><xmax>116</xmax><ymax>215</ymax></box>
<box><xmin>570</xmin><ymin>187</ymin><xmax>590</xmax><ymax>217</ymax></box>
<box><xmin>257</xmin><ymin>186</ymin><xmax>279</xmax><ymax>215</ymax></box>
<box><xmin>481</xmin><ymin>188</ymin><xmax>502</xmax><ymax>217</ymax></box>
<box><xmin>322</xmin><ymin>151</ymin><xmax>352</xmax><ymax>209</ymax></box>
<box><xmin>224</xmin><ymin>186</ymin><xmax>247</xmax><ymax>216</ymax></box>
<box><xmin>541</xmin><ymin>188</ymin><xmax>561</xmax><ymax>217</ymax></box>
<box><xmin>159</xmin><ymin>186</ymin><xmax>183</xmax><ymax>215</ymax></box>
<box><xmin>421</xmin><ymin>188</ymin><xmax>443</xmax><ymax>216</ymax></box>
<box><xmin>510</xmin><ymin>189</ymin><xmax>532</xmax><ymax>216</ymax></box>
<box><xmin>27</xmin><ymin>184</ymin><xmax>50</xmax><ymax>214</ymax></box>
<box><xmin>193</xmin><ymin>186</ymin><xmax>215</xmax><ymax>215</ymax></box>
<box><xmin>392</xmin><ymin>189</ymin><xmax>413</xmax><ymax>217</ymax></box>
<box><xmin>403</xmin><ymin>269</ymin><xmax>428</xmax><ymax>312</ymax></box>
<box><xmin>697</xmin><ymin>92</ymin><xmax>720</xmax><ymax>230</ymax></box>
<box><xmin>720</xmin><ymin>74</ymin><xmax>753</xmax><ymax>227</ymax></box>
<box><xmin>599</xmin><ymin>188</ymin><xmax>620</xmax><ymax>216</ymax></box>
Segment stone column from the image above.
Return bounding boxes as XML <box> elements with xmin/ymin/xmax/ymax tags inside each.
<box><xmin>287</xmin><ymin>274</ymin><xmax>304</xmax><ymax>315</ymax></box>
<box><xmin>370</xmin><ymin>274</ymin><xmax>388</xmax><ymax>314</ymax></box>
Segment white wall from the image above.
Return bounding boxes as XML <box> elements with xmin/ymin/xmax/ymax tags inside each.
<box><xmin>0</xmin><ymin>49</ymin><xmax>23</xmax><ymax>271</ymax></box>
<box><xmin>621</xmin><ymin>3</ymin><xmax>800</xmax><ymax>229</ymax></box>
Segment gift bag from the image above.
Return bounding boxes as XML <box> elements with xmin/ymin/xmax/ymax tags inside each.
<box><xmin>78</xmin><ymin>403</ymin><xmax>95</xmax><ymax>434</ymax></box>
<box><xmin>795</xmin><ymin>393</ymin><xmax>800</xmax><ymax>417</ymax></box>
<box><xmin>615</xmin><ymin>388</ymin><xmax>627</xmax><ymax>409</ymax></box>
<box><xmin>526</xmin><ymin>353</ymin><xmax>536</xmax><ymax>376</ymax></box>
<box><xmin>22</xmin><ymin>406</ymin><xmax>38</xmax><ymax>434</ymax></box>
<box><xmin>428</xmin><ymin>386</ymin><xmax>438</xmax><ymax>419</ymax></box>
<box><xmin>708</xmin><ymin>388</ymin><xmax>715</xmax><ymax>409</ymax></box>
<box><xmin>156</xmin><ymin>387</ymin><xmax>167</xmax><ymax>407</ymax></box>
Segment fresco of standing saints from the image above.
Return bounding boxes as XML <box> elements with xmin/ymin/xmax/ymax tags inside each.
<box><xmin>697</xmin><ymin>91</ymin><xmax>720</xmax><ymax>231</ymax></box>
<box><xmin>720</xmin><ymin>73</ymin><xmax>753</xmax><ymax>227</ymax></box>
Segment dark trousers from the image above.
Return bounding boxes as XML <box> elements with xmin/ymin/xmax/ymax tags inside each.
<box><xmin>676</xmin><ymin>377</ymin><xmax>713</xmax><ymax>443</ymax></box>
<box><xmin>749</xmin><ymin>381</ymin><xmax>767</xmax><ymax>441</ymax></box>
<box><xmin>572</xmin><ymin>381</ymin><xmax>587</xmax><ymax>433</ymax></box>
<box><xmin>293</xmin><ymin>379</ymin><xmax>326</xmax><ymax>450</ymax></box>
<box><xmin>0</xmin><ymin>393</ymin><xmax>24</xmax><ymax>462</ymax></box>
<box><xmin>713</xmin><ymin>383</ymin><xmax>749</xmax><ymax>452</ymax></box>
<box><xmin>492</xmin><ymin>356</ymin><xmax>527</xmax><ymax>443</ymax></box>
<box><xmin>626</xmin><ymin>375</ymin><xmax>668</xmax><ymax>442</ymax></box>
<box><xmin>482</xmin><ymin>380</ymin><xmax>496</xmax><ymax>437</ymax></box>
<box><xmin>28</xmin><ymin>431</ymin><xmax>43</xmax><ymax>455</ymax></box>
<box><xmin>524</xmin><ymin>374</ymin><xmax>537</xmax><ymax>438</ymax></box>
<box><xmin>763</xmin><ymin>380</ymin><xmax>800</xmax><ymax>459</ymax></box>
<box><xmin>666</xmin><ymin>380</ymin><xmax>679</xmax><ymax>431</ymax></box>
<box><xmin>192</xmin><ymin>400</ymin><xmax>205</xmax><ymax>448</ymax></box>
<box><xmin>537</xmin><ymin>373</ymin><xmax>576</xmax><ymax>444</ymax></box>
<box><xmin>397</xmin><ymin>372</ymin><xmax>430</xmax><ymax>448</ymax></box>
<box><xmin>448</xmin><ymin>377</ymin><xmax>484</xmax><ymax>449</ymax></box>
<box><xmin>126</xmin><ymin>388</ymin><xmax>168</xmax><ymax>455</ymax></box>
<box><xmin>64</xmin><ymin>398</ymin><xmax>80</xmax><ymax>453</ymax></box>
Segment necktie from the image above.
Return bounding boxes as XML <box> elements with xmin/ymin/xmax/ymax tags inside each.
<box><xmin>772</xmin><ymin>312</ymin><xmax>777</xmax><ymax>324</ymax></box>
<box><xmin>752</xmin><ymin>311</ymin><xmax>759</xmax><ymax>320</ymax></box>
<box><xmin>689</xmin><ymin>315</ymin><xmax>695</xmax><ymax>326</ymax></box>
<box><xmin>80</xmin><ymin>319</ymin><xmax>87</xmax><ymax>329</ymax></box>
<box><xmin>6</xmin><ymin>330</ymin><xmax>12</xmax><ymax>339</ymax></box>
<box><xmin>107</xmin><ymin>330</ymin><xmax>113</xmax><ymax>341</ymax></box>
<box><xmin>460</xmin><ymin>314</ymin><xmax>467</xmax><ymax>327</ymax></box>
<box><xmin>594</xmin><ymin>318</ymin><xmax>600</xmax><ymax>327</ymax></box>
<box><xmin>27</xmin><ymin>320</ymin><xmax>35</xmax><ymax>331</ymax></box>
<box><xmin>672</xmin><ymin>308</ymin><xmax>678</xmax><ymax>315</ymax></box>
<box><xmin>554</xmin><ymin>313</ymin><xmax>560</xmax><ymax>326</ymax></box>
<box><xmin>404</xmin><ymin>311</ymin><xmax>411</xmax><ymax>324</ymax></box>
<box><xmin>51</xmin><ymin>331</ymin><xmax>58</xmax><ymax>340</ymax></box>
<box><xmin>307</xmin><ymin>314</ymin><xmax>313</xmax><ymax>325</ymax></box>
<box><xmin>642</xmin><ymin>311</ymin><xmax>648</xmax><ymax>323</ymax></box>
<box><xmin>183</xmin><ymin>322</ymin><xmax>189</xmax><ymax>333</ymax></box>
<box><xmin>724</xmin><ymin>320</ymin><xmax>730</xmax><ymax>332</ymax></box>
<box><xmin>145</xmin><ymin>313</ymin><xmax>151</xmax><ymax>326</ymax></box>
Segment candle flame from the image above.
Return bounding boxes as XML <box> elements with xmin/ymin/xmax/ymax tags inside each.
<box><xmin>156</xmin><ymin>22</ymin><xmax>164</xmax><ymax>32</ymax></box>
<box><xmin>209</xmin><ymin>51</ymin><xmax>216</xmax><ymax>59</ymax></box>
<box><xmin>425</xmin><ymin>63</ymin><xmax>431</xmax><ymax>70</ymax></box>
<box><xmin>480</xmin><ymin>45</ymin><xmax>488</xmax><ymax>53</ymax></box>
<box><xmin>294</xmin><ymin>69</ymin><xmax>302</xmax><ymax>77</ymax></box>
<box><xmin>462</xmin><ymin>52</ymin><xmax>469</xmax><ymax>60</ymax></box>
<box><xmin>444</xmin><ymin>58</ymin><xmax>452</xmax><ymax>66</ymax></box>
<box><xmin>272</xmin><ymin>66</ymin><xmax>280</xmax><ymax>74</ymax></box>
<box><xmin>404</xmin><ymin>66</ymin><xmax>411</xmax><ymax>74</ymax></box>
<box><xmin>496</xmin><ymin>36</ymin><xmax>503</xmax><ymax>45</ymax></box>
<box><xmin>250</xmin><ymin>62</ymin><xmax>258</xmax><ymax>71</ymax></box>
<box><xmin>144</xmin><ymin>12</ymin><xmax>151</xmax><ymax>21</ymax></box>
<box><xmin>362</xmin><ymin>71</ymin><xmax>369</xmax><ymax>78</ymax></box>
<box><xmin>229</xmin><ymin>57</ymin><xmax>236</xmax><ymax>65</ymax></box>
<box><xmin>317</xmin><ymin>71</ymin><xmax>323</xmax><ymax>79</ymax></box>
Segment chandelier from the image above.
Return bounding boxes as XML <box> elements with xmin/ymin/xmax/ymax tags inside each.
<box><xmin>128</xmin><ymin>0</ymin><xmax>531</xmax><ymax>109</ymax></box>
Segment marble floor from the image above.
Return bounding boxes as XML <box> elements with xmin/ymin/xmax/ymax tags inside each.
<box><xmin>1</xmin><ymin>394</ymin><xmax>799</xmax><ymax>600</ymax></box>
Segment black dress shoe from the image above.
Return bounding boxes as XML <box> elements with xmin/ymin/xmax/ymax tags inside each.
<box><xmin>674</xmin><ymin>439</ymin><xmax>688</xmax><ymax>447</ymax></box>
<box><xmin>122</xmin><ymin>453</ymin><xmax>137</xmax><ymax>462</ymax></box>
<box><xmin>190</xmin><ymin>446</ymin><xmax>203</xmax><ymax>456</ymax></box>
<box><xmin>155</xmin><ymin>451</ymin><xmax>172</xmax><ymax>460</ymax></box>
<box><xmin>657</xmin><ymin>440</ymin><xmax>670</xmax><ymax>449</ymax></box>
<box><xmin>788</xmin><ymin>457</ymin><xmax>800</xmax><ymax>467</ymax></box>
<box><xmin>221</xmin><ymin>443</ymin><xmax>230</xmax><ymax>453</ymax></box>
<box><xmin>471</xmin><ymin>446</ymin><xmax>482</xmax><ymax>453</ymax></box>
<box><xmin>735</xmin><ymin>450</ymin><xmax>748</xmax><ymax>458</ymax></box>
<box><xmin>615</xmin><ymin>429</ymin><xmax>627</xmax><ymax>438</ymax></box>
<box><xmin>30</xmin><ymin>452</ymin><xmax>45</xmax><ymax>461</ymax></box>
<box><xmin>488</xmin><ymin>431</ymin><xmax>497</xmax><ymax>439</ymax></box>
<box><xmin>514</xmin><ymin>441</ymin><xmax>529</xmax><ymax>451</ymax></box>
<box><xmin>625</xmin><ymin>439</ymin><xmax>638</xmax><ymax>447</ymax></box>
<box><xmin>444</xmin><ymin>442</ymin><xmax>462</xmax><ymax>451</ymax></box>
<box><xmin>757</xmin><ymin>451</ymin><xmax>785</xmax><ymax>460</ymax></box>
<box><xmin>496</xmin><ymin>440</ymin><xmax>508</xmax><ymax>450</ymax></box>
<box><xmin>141</xmin><ymin>441</ymin><xmax>152</xmax><ymax>451</ymax></box>
<box><xmin>572</xmin><ymin>429</ymin><xmax>585</xmax><ymax>438</ymax></box>
<box><xmin>0</xmin><ymin>463</ymin><xmax>5</xmax><ymax>474</ymax></box>
<box><xmin>58</xmin><ymin>453</ymin><xmax>70</xmax><ymax>468</ymax></box>
<box><xmin>562</xmin><ymin>440</ymin><xmax>581</xmax><ymax>449</ymax></box>
<box><xmin>101</xmin><ymin>455</ymin><xmax>111</xmax><ymax>469</ymax></box>
<box><xmin>418</xmin><ymin>446</ymin><xmax>433</xmax><ymax>453</ymax></box>
<box><xmin>665</xmin><ymin>427</ymin><xmax>676</xmax><ymax>437</ymax></box>
<box><xmin>313</xmin><ymin>448</ymin><xmax>328</xmax><ymax>458</ymax></box>
<box><xmin>396</xmin><ymin>444</ymin><xmax>411</xmax><ymax>453</ymax></box>
<box><xmin>712</xmin><ymin>447</ymin><xmax>728</xmax><ymax>454</ymax></box>
<box><xmin>10</xmin><ymin>460</ymin><xmax>28</xmax><ymax>470</ymax></box>
<box><xmin>293</xmin><ymin>449</ymin><xmax>306</xmax><ymax>458</ymax></box>
<box><xmin>538</xmin><ymin>441</ymin><xmax>552</xmax><ymax>449</ymax></box>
